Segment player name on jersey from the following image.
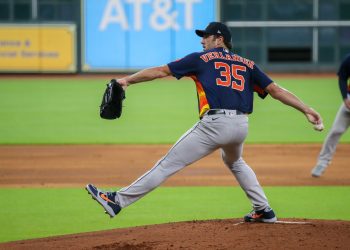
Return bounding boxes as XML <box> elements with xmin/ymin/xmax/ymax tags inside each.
<box><xmin>200</xmin><ymin>52</ymin><xmax>255</xmax><ymax>69</ymax></box>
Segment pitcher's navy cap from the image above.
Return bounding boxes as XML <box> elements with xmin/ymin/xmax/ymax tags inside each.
<box><xmin>195</xmin><ymin>22</ymin><xmax>232</xmax><ymax>42</ymax></box>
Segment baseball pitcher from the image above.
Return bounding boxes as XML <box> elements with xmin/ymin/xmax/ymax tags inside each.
<box><xmin>86</xmin><ymin>22</ymin><xmax>323</xmax><ymax>223</ymax></box>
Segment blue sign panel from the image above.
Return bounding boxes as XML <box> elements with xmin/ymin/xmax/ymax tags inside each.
<box><xmin>83</xmin><ymin>0</ymin><xmax>216</xmax><ymax>71</ymax></box>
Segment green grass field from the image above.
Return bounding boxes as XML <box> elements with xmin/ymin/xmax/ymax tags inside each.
<box><xmin>0</xmin><ymin>77</ymin><xmax>349</xmax><ymax>144</ymax></box>
<box><xmin>0</xmin><ymin>76</ymin><xmax>349</xmax><ymax>243</ymax></box>
<box><xmin>1</xmin><ymin>186</ymin><xmax>349</xmax><ymax>243</ymax></box>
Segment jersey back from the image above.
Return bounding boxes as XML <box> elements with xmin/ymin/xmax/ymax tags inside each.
<box><xmin>168</xmin><ymin>47</ymin><xmax>273</xmax><ymax>117</ymax></box>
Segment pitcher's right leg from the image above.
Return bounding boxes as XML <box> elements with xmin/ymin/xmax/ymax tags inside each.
<box><xmin>221</xmin><ymin>146</ymin><xmax>276</xmax><ymax>222</ymax></box>
<box><xmin>223</xmin><ymin>154</ymin><xmax>270</xmax><ymax>211</ymax></box>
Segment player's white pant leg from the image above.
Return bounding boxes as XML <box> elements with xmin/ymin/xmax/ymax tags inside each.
<box><xmin>116</xmin><ymin>113</ymin><xmax>251</xmax><ymax>208</ymax></box>
<box><xmin>318</xmin><ymin>103</ymin><xmax>350</xmax><ymax>166</ymax></box>
<box><xmin>116</xmin><ymin>120</ymin><xmax>219</xmax><ymax>207</ymax></box>
<box><xmin>221</xmin><ymin>147</ymin><xmax>270</xmax><ymax>211</ymax></box>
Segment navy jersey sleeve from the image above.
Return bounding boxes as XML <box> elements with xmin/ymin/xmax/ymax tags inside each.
<box><xmin>167</xmin><ymin>52</ymin><xmax>200</xmax><ymax>79</ymax></box>
<box><xmin>251</xmin><ymin>64</ymin><xmax>273</xmax><ymax>99</ymax></box>
<box><xmin>337</xmin><ymin>54</ymin><xmax>350</xmax><ymax>99</ymax></box>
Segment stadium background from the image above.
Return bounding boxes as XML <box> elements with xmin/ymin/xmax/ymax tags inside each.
<box><xmin>0</xmin><ymin>0</ymin><xmax>350</xmax><ymax>248</ymax></box>
<box><xmin>1</xmin><ymin>0</ymin><xmax>349</xmax><ymax>73</ymax></box>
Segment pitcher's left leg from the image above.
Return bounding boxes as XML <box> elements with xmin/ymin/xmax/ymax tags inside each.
<box><xmin>116</xmin><ymin>121</ymin><xmax>218</xmax><ymax>208</ymax></box>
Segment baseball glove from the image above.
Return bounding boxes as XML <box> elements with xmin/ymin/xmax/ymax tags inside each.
<box><xmin>100</xmin><ymin>79</ymin><xmax>126</xmax><ymax>119</ymax></box>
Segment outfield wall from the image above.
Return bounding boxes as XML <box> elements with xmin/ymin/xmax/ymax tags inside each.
<box><xmin>0</xmin><ymin>0</ymin><xmax>349</xmax><ymax>73</ymax></box>
<box><xmin>82</xmin><ymin>0</ymin><xmax>216</xmax><ymax>71</ymax></box>
<box><xmin>0</xmin><ymin>24</ymin><xmax>76</xmax><ymax>73</ymax></box>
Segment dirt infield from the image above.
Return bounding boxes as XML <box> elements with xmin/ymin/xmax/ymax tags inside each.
<box><xmin>0</xmin><ymin>144</ymin><xmax>349</xmax><ymax>249</ymax></box>
<box><xmin>2</xmin><ymin>219</ymin><xmax>350</xmax><ymax>250</ymax></box>
<box><xmin>1</xmin><ymin>144</ymin><xmax>349</xmax><ymax>187</ymax></box>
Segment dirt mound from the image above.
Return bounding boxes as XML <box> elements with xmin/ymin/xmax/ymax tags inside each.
<box><xmin>1</xmin><ymin>144</ymin><xmax>349</xmax><ymax>249</ymax></box>
<box><xmin>1</xmin><ymin>219</ymin><xmax>350</xmax><ymax>249</ymax></box>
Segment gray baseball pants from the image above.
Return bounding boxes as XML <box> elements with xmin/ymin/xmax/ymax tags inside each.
<box><xmin>317</xmin><ymin>103</ymin><xmax>350</xmax><ymax>166</ymax></box>
<box><xmin>115</xmin><ymin>110</ymin><xmax>270</xmax><ymax>211</ymax></box>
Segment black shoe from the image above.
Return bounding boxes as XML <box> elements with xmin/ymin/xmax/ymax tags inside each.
<box><xmin>244</xmin><ymin>206</ymin><xmax>277</xmax><ymax>223</ymax></box>
<box><xmin>86</xmin><ymin>184</ymin><xmax>121</xmax><ymax>218</ymax></box>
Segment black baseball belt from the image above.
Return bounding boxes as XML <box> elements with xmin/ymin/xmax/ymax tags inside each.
<box><xmin>206</xmin><ymin>109</ymin><xmax>245</xmax><ymax>116</ymax></box>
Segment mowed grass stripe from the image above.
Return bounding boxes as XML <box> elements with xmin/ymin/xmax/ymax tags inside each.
<box><xmin>0</xmin><ymin>186</ymin><xmax>349</xmax><ymax>243</ymax></box>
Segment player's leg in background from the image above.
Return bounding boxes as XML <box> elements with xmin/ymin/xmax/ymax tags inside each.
<box><xmin>312</xmin><ymin>103</ymin><xmax>350</xmax><ymax>177</ymax></box>
<box><xmin>116</xmin><ymin>120</ymin><xmax>219</xmax><ymax>207</ymax></box>
<box><xmin>221</xmin><ymin>144</ymin><xmax>271</xmax><ymax>211</ymax></box>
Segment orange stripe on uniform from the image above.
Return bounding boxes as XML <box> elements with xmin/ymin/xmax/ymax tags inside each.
<box><xmin>253</xmin><ymin>84</ymin><xmax>265</xmax><ymax>95</ymax></box>
<box><xmin>190</xmin><ymin>75</ymin><xmax>210</xmax><ymax>117</ymax></box>
<box><xmin>253</xmin><ymin>84</ymin><xmax>269</xmax><ymax>99</ymax></box>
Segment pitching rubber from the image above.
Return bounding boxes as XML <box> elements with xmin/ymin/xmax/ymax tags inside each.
<box><xmin>233</xmin><ymin>220</ymin><xmax>313</xmax><ymax>226</ymax></box>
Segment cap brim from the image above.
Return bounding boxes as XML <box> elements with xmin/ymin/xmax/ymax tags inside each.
<box><xmin>195</xmin><ymin>29</ymin><xmax>207</xmax><ymax>37</ymax></box>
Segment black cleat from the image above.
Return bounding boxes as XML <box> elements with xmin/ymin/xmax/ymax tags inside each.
<box><xmin>244</xmin><ymin>207</ymin><xmax>277</xmax><ymax>223</ymax></box>
<box><xmin>86</xmin><ymin>184</ymin><xmax>121</xmax><ymax>218</ymax></box>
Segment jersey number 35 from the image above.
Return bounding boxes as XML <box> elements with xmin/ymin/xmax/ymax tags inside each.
<box><xmin>214</xmin><ymin>62</ymin><xmax>246</xmax><ymax>91</ymax></box>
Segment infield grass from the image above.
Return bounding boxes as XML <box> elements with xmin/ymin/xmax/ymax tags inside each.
<box><xmin>0</xmin><ymin>77</ymin><xmax>349</xmax><ymax>144</ymax></box>
<box><xmin>0</xmin><ymin>186</ymin><xmax>349</xmax><ymax>243</ymax></box>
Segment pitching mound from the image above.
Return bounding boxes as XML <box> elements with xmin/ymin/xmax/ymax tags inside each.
<box><xmin>1</xmin><ymin>144</ymin><xmax>349</xmax><ymax>249</ymax></box>
<box><xmin>2</xmin><ymin>219</ymin><xmax>350</xmax><ymax>249</ymax></box>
